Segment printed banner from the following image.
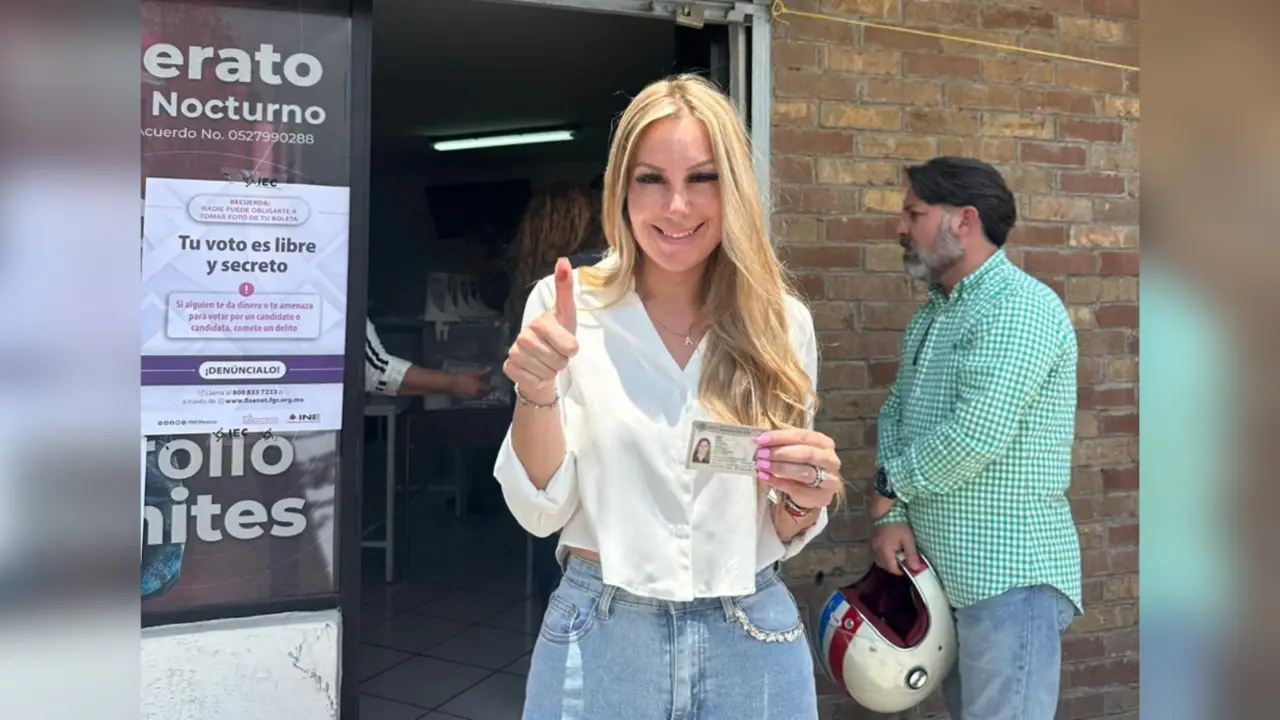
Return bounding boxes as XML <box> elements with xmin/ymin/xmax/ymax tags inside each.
<box><xmin>141</xmin><ymin>176</ymin><xmax>349</xmax><ymax>434</ymax></box>
<box><xmin>142</xmin><ymin>429</ymin><xmax>337</xmax><ymax>608</ymax></box>
<box><xmin>141</xmin><ymin>0</ymin><xmax>350</xmax><ymax>612</ymax></box>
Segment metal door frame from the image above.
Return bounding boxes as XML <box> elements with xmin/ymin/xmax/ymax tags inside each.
<box><xmin>468</xmin><ymin>0</ymin><xmax>772</xmax><ymax>214</ymax></box>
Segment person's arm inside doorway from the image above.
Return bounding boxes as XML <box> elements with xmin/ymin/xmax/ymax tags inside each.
<box><xmin>365</xmin><ymin>318</ymin><xmax>492</xmax><ymax>399</ymax></box>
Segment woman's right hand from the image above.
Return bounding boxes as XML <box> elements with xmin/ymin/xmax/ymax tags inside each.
<box><xmin>502</xmin><ymin>257</ymin><xmax>579</xmax><ymax>401</ymax></box>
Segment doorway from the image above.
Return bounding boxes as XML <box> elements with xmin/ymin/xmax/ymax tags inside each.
<box><xmin>353</xmin><ymin>1</ymin><xmax>751</xmax><ymax>718</ymax></box>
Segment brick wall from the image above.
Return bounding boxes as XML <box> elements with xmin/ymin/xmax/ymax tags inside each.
<box><xmin>769</xmin><ymin>1</ymin><xmax>1139</xmax><ymax>718</ymax></box>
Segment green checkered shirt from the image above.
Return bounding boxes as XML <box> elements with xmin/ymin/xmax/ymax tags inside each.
<box><xmin>875</xmin><ymin>250</ymin><xmax>1083</xmax><ymax>614</ymax></box>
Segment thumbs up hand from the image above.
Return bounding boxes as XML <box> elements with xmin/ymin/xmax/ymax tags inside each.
<box><xmin>503</xmin><ymin>258</ymin><xmax>580</xmax><ymax>403</ymax></box>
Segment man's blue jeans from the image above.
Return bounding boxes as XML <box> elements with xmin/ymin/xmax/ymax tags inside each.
<box><xmin>942</xmin><ymin>585</ymin><xmax>1077</xmax><ymax>720</ymax></box>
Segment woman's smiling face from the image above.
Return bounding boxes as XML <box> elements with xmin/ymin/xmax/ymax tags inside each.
<box><xmin>625</xmin><ymin>114</ymin><xmax>723</xmax><ymax>275</ymax></box>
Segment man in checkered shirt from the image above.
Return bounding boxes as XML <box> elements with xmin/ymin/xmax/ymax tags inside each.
<box><xmin>870</xmin><ymin>157</ymin><xmax>1083</xmax><ymax>720</ymax></box>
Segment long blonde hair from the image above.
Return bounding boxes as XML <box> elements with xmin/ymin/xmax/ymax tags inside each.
<box><xmin>582</xmin><ymin>74</ymin><xmax>822</xmax><ymax>455</ymax></box>
<box><xmin>506</xmin><ymin>180</ymin><xmax>600</xmax><ymax>326</ymax></box>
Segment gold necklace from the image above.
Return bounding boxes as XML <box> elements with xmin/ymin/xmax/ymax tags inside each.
<box><xmin>645</xmin><ymin>307</ymin><xmax>697</xmax><ymax>347</ymax></box>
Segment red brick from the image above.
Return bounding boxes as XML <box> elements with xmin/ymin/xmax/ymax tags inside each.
<box><xmin>774</xmin><ymin>215</ymin><xmax>822</xmax><ymax>244</ymax></box>
<box><xmin>1095</xmin><ymin>198</ymin><xmax>1140</xmax><ymax>224</ymax></box>
<box><xmin>865</xmin><ymin>78</ymin><xmax>943</xmax><ymax>106</ymax></box>
<box><xmin>1060</xmin><ymin>119</ymin><xmax>1126</xmax><ymax>143</ymax></box>
<box><xmin>1097</xmin><ymin>44</ymin><xmax>1141</xmax><ymax>68</ymax></box>
<box><xmin>775</xmin><ymin>70</ymin><xmax>860</xmax><ymax>100</ymax></box>
<box><xmin>1076</xmin><ymin>330</ymin><xmax>1128</xmax><ymax>356</ymax></box>
<box><xmin>1100</xmin><ymin>251</ymin><xmax>1140</xmax><ymax>276</ymax></box>
<box><xmin>905</xmin><ymin>108</ymin><xmax>981</xmax><ymax>135</ymax></box>
<box><xmin>1111</xmin><ymin>547</ymin><xmax>1138</xmax><ymax>572</ymax></box>
<box><xmin>1101</xmin><ymin>411</ymin><xmax>1138</xmax><ymax>435</ymax></box>
<box><xmin>819</xmin><ymin>331</ymin><xmax>903</xmax><ymax>360</ymax></box>
<box><xmin>1063</xmin><ymin>635</ymin><xmax>1106</xmax><ymax>662</ymax></box>
<box><xmin>773</xmin><ymin>128</ymin><xmax>854</xmax><ymax>155</ymax></box>
<box><xmin>1061</xmin><ymin>693</ymin><xmax>1107</xmax><ymax>720</ymax></box>
<box><xmin>777</xmin><ymin>186</ymin><xmax>861</xmax><ymax>214</ymax></box>
<box><xmin>808</xmin><ymin>301</ymin><xmax>855</xmax><ymax>331</ymax></box>
<box><xmin>868</xmin><ymin>360</ymin><xmax>899</xmax><ymax>386</ymax></box>
<box><xmin>791</xmin><ymin>273</ymin><xmax>826</xmax><ymax>300</ymax></box>
<box><xmin>773</xmin><ymin>99</ymin><xmax>816</xmax><ymax>127</ymax></box>
<box><xmin>819</xmin><ymin>362</ymin><xmax>869</xmax><ymax>389</ymax></box>
<box><xmin>905</xmin><ymin>53</ymin><xmax>980</xmax><ymax>79</ymax></box>
<box><xmin>1010</xmin><ymin>224</ymin><xmax>1066</xmax><ymax>247</ymax></box>
<box><xmin>1078</xmin><ymin>385</ymin><xmax>1136</xmax><ymax>410</ymax></box>
<box><xmin>980</xmin><ymin>7</ymin><xmax>1055</xmax><ymax>30</ymax></box>
<box><xmin>1061</xmin><ymin>172</ymin><xmax>1127</xmax><ymax>195</ymax></box>
<box><xmin>781</xmin><ymin>244</ymin><xmax>861</xmax><ymax>269</ymax></box>
<box><xmin>1022</xmin><ymin>250</ymin><xmax>1099</xmax><ymax>276</ymax></box>
<box><xmin>904</xmin><ymin>0</ymin><xmax>980</xmax><ymax>26</ymax></box>
<box><xmin>1085</xmin><ymin>0</ymin><xmax>1139</xmax><ymax>17</ymax></box>
<box><xmin>863</xmin><ymin>303</ymin><xmax>917</xmax><ymax>330</ymax></box>
<box><xmin>826</xmin><ymin>217</ymin><xmax>897</xmax><ymax>243</ymax></box>
<box><xmin>1058</xmin><ymin>65</ymin><xmax>1126</xmax><ymax>93</ymax></box>
<box><xmin>777</xmin><ymin>14</ymin><xmax>856</xmax><ymax>44</ymax></box>
<box><xmin>773</xmin><ymin>41</ymin><xmax>821</xmax><ymax>70</ymax></box>
<box><xmin>1108</xmin><ymin>522</ymin><xmax>1139</xmax><ymax>547</ymax></box>
<box><xmin>1103</xmin><ymin>467</ymin><xmax>1138</xmax><ymax>492</ymax></box>
<box><xmin>1105</xmin><ymin>628</ymin><xmax>1140</xmax><ymax>656</ymax></box>
<box><xmin>826</xmin><ymin>275</ymin><xmax>914</xmax><ymax>301</ymax></box>
<box><xmin>820</xmin><ymin>0</ymin><xmax>901</xmax><ymax>21</ymax></box>
<box><xmin>1020</xmin><ymin>141</ymin><xmax>1087</xmax><ymax>166</ymax></box>
<box><xmin>986</xmin><ymin>58</ymin><xmax>1054</xmax><ymax>85</ymax></box>
<box><xmin>863</xmin><ymin>25</ymin><xmax>944</xmax><ymax>52</ymax></box>
<box><xmin>1096</xmin><ymin>304</ymin><xmax>1138</xmax><ymax>328</ymax></box>
<box><xmin>820</xmin><ymin>389</ymin><xmax>890</xmax><ymax>420</ymax></box>
<box><xmin>945</xmin><ymin>82</ymin><xmax>1020</xmax><ymax>110</ymax></box>
<box><xmin>774</xmin><ymin>156</ymin><xmax>814</xmax><ymax>185</ymax></box>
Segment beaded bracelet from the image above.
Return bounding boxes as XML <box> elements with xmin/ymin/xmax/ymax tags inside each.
<box><xmin>514</xmin><ymin>384</ymin><xmax>559</xmax><ymax>410</ymax></box>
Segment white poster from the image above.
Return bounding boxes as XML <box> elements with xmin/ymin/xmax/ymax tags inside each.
<box><xmin>141</xmin><ymin>176</ymin><xmax>349</xmax><ymax>434</ymax></box>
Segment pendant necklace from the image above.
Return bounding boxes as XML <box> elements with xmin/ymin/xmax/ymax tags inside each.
<box><xmin>647</xmin><ymin>309</ymin><xmax>697</xmax><ymax>347</ymax></box>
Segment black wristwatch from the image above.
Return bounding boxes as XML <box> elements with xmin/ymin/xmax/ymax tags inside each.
<box><xmin>874</xmin><ymin>466</ymin><xmax>897</xmax><ymax>499</ymax></box>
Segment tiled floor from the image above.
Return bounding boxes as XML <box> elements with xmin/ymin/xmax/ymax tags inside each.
<box><xmin>358</xmin><ymin>483</ymin><xmax>542</xmax><ymax>720</ymax></box>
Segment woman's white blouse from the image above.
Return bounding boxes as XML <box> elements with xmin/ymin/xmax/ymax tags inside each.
<box><xmin>492</xmin><ymin>267</ymin><xmax>828</xmax><ymax>602</ymax></box>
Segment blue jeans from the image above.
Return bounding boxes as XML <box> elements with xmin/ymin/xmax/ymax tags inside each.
<box><xmin>523</xmin><ymin>555</ymin><xmax>819</xmax><ymax>720</ymax></box>
<box><xmin>942</xmin><ymin>585</ymin><xmax>1077</xmax><ymax>720</ymax></box>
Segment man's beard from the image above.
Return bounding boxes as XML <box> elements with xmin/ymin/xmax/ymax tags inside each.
<box><xmin>903</xmin><ymin>214</ymin><xmax>965</xmax><ymax>282</ymax></box>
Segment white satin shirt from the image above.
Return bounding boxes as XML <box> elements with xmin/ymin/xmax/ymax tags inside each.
<box><xmin>492</xmin><ymin>264</ymin><xmax>827</xmax><ymax>601</ymax></box>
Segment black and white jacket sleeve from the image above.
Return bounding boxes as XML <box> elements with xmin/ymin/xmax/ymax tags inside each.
<box><xmin>365</xmin><ymin>318</ymin><xmax>411</xmax><ymax>396</ymax></box>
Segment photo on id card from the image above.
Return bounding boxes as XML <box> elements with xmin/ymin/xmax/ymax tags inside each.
<box><xmin>685</xmin><ymin>420</ymin><xmax>767</xmax><ymax>476</ymax></box>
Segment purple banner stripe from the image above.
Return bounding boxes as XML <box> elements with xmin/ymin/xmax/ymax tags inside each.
<box><xmin>140</xmin><ymin>355</ymin><xmax>346</xmax><ymax>386</ymax></box>
<box><xmin>142</xmin><ymin>355</ymin><xmax>344</xmax><ymax>370</ymax></box>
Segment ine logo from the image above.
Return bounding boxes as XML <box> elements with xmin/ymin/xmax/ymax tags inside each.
<box><xmin>288</xmin><ymin>412</ymin><xmax>321</xmax><ymax>424</ymax></box>
<box><xmin>222</xmin><ymin>169</ymin><xmax>280</xmax><ymax>188</ymax></box>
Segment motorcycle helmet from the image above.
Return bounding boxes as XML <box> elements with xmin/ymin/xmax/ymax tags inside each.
<box><xmin>811</xmin><ymin>552</ymin><xmax>957</xmax><ymax>713</ymax></box>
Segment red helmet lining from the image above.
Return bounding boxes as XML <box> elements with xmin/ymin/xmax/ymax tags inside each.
<box><xmin>844</xmin><ymin>564</ymin><xmax>931</xmax><ymax>649</ymax></box>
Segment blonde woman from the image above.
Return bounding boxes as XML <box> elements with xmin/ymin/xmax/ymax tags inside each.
<box><xmin>494</xmin><ymin>74</ymin><xmax>840</xmax><ymax>718</ymax></box>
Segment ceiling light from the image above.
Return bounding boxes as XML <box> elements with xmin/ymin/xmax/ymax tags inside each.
<box><xmin>432</xmin><ymin>129</ymin><xmax>575</xmax><ymax>152</ymax></box>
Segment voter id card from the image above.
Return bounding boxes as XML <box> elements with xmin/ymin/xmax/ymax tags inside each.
<box><xmin>684</xmin><ymin>420</ymin><xmax>768</xmax><ymax>476</ymax></box>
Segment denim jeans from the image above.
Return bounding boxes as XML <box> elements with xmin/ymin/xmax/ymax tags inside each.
<box><xmin>942</xmin><ymin>585</ymin><xmax>1077</xmax><ymax>720</ymax></box>
<box><xmin>522</xmin><ymin>555</ymin><xmax>819</xmax><ymax>720</ymax></box>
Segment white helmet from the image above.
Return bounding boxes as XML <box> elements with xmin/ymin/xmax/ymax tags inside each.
<box><xmin>811</xmin><ymin>552</ymin><xmax>957</xmax><ymax>714</ymax></box>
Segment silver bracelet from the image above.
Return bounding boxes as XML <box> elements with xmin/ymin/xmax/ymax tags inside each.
<box><xmin>514</xmin><ymin>383</ymin><xmax>559</xmax><ymax>409</ymax></box>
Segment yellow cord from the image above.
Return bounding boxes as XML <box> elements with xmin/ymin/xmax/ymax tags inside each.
<box><xmin>770</xmin><ymin>1</ymin><xmax>1139</xmax><ymax>73</ymax></box>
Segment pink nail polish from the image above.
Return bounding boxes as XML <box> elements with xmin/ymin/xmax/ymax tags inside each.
<box><xmin>756</xmin><ymin>459</ymin><xmax>771</xmax><ymax>470</ymax></box>
<box><xmin>757</xmin><ymin>448</ymin><xmax>771</xmax><ymax>460</ymax></box>
<box><xmin>756</xmin><ymin>434</ymin><xmax>770</xmax><ymax>445</ymax></box>
<box><xmin>757</xmin><ymin>471</ymin><xmax>770</xmax><ymax>481</ymax></box>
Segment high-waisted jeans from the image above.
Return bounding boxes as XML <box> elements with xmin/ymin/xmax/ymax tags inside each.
<box><xmin>522</xmin><ymin>555</ymin><xmax>819</xmax><ymax>720</ymax></box>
